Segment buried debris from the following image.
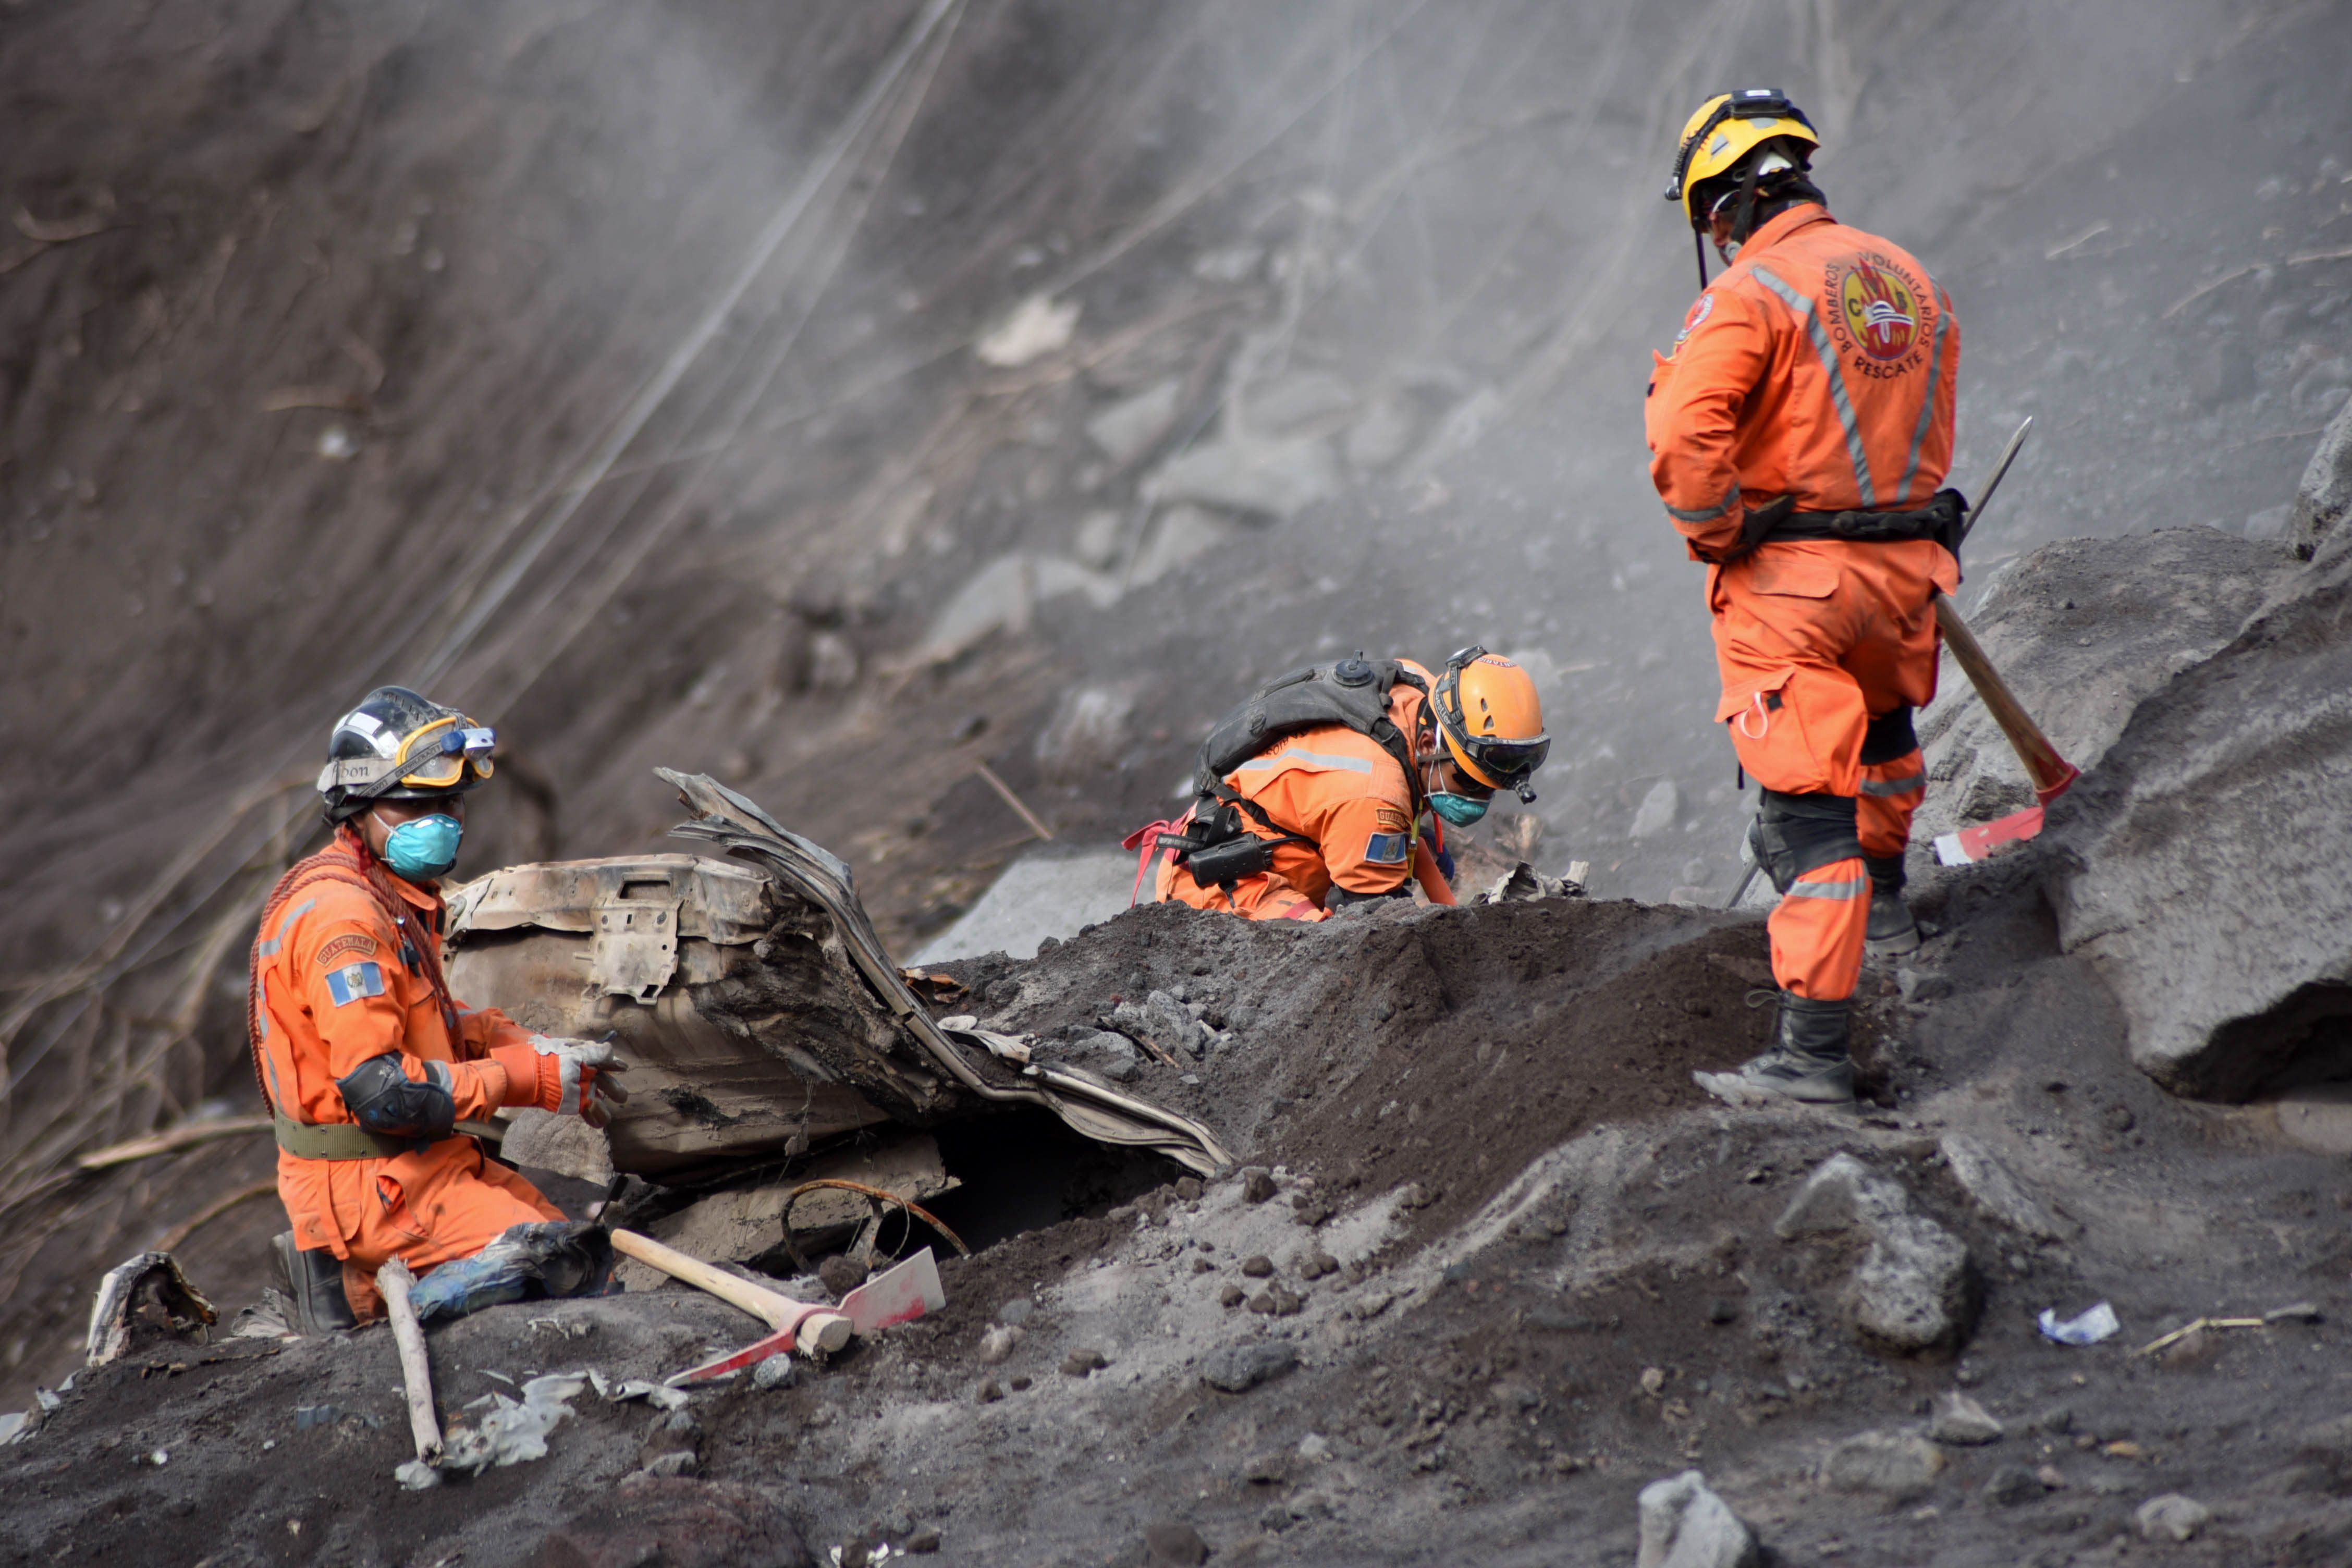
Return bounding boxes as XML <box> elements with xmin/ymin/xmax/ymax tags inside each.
<box><xmin>85</xmin><ymin>1252</ymin><xmax>216</xmax><ymax>1367</ymax></box>
<box><xmin>442</xmin><ymin>771</ymin><xmax>1233</xmax><ymax>1185</ymax></box>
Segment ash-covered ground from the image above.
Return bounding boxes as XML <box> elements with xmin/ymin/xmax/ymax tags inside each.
<box><xmin>10</xmin><ymin>841</ymin><xmax>2352</xmax><ymax>1567</ymax></box>
<box><xmin>7</xmin><ymin>2</ymin><xmax>2352</xmax><ymax>1562</ymax></box>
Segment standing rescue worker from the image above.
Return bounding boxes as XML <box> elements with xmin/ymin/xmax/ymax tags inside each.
<box><xmin>251</xmin><ymin>687</ymin><xmax>621</xmax><ymax>1331</ymax></box>
<box><xmin>1141</xmin><ymin>649</ymin><xmax>1549</xmax><ymax>921</ymax></box>
<box><xmin>1647</xmin><ymin>90</ymin><xmax>1961</xmax><ymax>1104</ymax></box>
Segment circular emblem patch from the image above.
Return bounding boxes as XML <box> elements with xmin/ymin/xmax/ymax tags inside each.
<box><xmin>1673</xmin><ymin>290</ymin><xmax>1714</xmax><ymax>349</ymax></box>
<box><xmin>1835</xmin><ymin>256</ymin><xmax>1922</xmax><ymax>362</ymax></box>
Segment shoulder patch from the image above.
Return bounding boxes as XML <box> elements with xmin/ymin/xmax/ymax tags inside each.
<box><xmin>1673</xmin><ymin>291</ymin><xmax>1716</xmax><ymax>348</ymax></box>
<box><xmin>1374</xmin><ymin>806</ymin><xmax>1411</xmax><ymax>832</ymax></box>
<box><xmin>314</xmin><ymin>932</ymin><xmax>379</xmax><ymax>969</ymax></box>
<box><xmin>323</xmin><ymin>961</ymin><xmax>386</xmax><ymax>1008</ymax></box>
<box><xmin>1363</xmin><ymin>831</ymin><xmax>1411</xmax><ymax>866</ymax></box>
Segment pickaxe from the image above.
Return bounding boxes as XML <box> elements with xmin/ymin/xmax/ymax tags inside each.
<box><xmin>608</xmin><ymin>1229</ymin><xmax>942</xmax><ymax>1386</ymax></box>
<box><xmin>1929</xmin><ymin>417</ymin><xmax>2080</xmax><ymax>864</ymax></box>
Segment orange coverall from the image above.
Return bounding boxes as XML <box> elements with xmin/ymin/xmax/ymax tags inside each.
<box><xmin>1645</xmin><ymin>204</ymin><xmax>1960</xmax><ymax>1001</ymax></box>
<box><xmin>1154</xmin><ymin>679</ymin><xmax>1434</xmax><ymax>922</ymax></box>
<box><xmin>250</xmin><ymin>828</ymin><xmax>569</xmax><ymax>1318</ymax></box>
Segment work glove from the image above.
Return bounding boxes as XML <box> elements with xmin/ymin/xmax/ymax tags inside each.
<box><xmin>512</xmin><ymin>1035</ymin><xmax>629</xmax><ymax>1127</ymax></box>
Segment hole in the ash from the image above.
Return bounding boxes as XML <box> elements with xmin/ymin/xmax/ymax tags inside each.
<box><xmin>924</xmin><ymin>1108</ymin><xmax>1179</xmax><ymax>1252</ymax></box>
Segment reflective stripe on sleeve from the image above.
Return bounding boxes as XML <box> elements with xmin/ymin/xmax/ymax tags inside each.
<box><xmin>1858</xmin><ymin>774</ymin><xmax>1927</xmax><ymax>797</ymax></box>
<box><xmin>1749</xmin><ymin>264</ymin><xmax>1878</xmax><ymax>507</ymax></box>
<box><xmin>254</xmin><ymin>898</ymin><xmax>318</xmax><ymax>958</ymax></box>
<box><xmin>1666</xmin><ymin>478</ymin><xmax>1742</xmax><ymax>524</ymax></box>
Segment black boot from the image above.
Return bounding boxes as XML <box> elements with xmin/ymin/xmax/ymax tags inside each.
<box><xmin>1864</xmin><ymin>852</ymin><xmax>1918</xmax><ymax>959</ymax></box>
<box><xmin>272</xmin><ymin>1232</ymin><xmax>357</xmax><ymax>1336</ymax></box>
<box><xmin>1726</xmin><ymin>991</ymin><xmax>1855</xmax><ymax>1104</ymax></box>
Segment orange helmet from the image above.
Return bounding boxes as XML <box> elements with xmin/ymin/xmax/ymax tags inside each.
<box><xmin>1434</xmin><ymin>647</ymin><xmax>1549</xmax><ymax>799</ymax></box>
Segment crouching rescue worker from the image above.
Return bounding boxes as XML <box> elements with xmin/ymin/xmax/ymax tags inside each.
<box><xmin>1648</xmin><ymin>90</ymin><xmax>1962</xmax><ymax>1104</ymax></box>
<box><xmin>250</xmin><ymin>687</ymin><xmax>623</xmax><ymax>1332</ymax></box>
<box><xmin>1129</xmin><ymin>648</ymin><xmax>1549</xmax><ymax>921</ymax></box>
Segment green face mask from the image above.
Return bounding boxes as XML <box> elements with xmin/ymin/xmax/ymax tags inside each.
<box><xmin>1427</xmin><ymin>792</ymin><xmax>1490</xmax><ymax>828</ymax></box>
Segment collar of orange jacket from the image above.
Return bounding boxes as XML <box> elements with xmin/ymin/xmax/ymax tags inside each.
<box><xmin>1735</xmin><ymin>201</ymin><xmax>1834</xmax><ymax>264</ymax></box>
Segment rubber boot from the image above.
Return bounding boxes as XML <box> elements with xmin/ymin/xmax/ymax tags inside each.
<box><xmin>1726</xmin><ymin>991</ymin><xmax>1855</xmax><ymax>1104</ymax></box>
<box><xmin>1863</xmin><ymin>853</ymin><xmax>1919</xmax><ymax>959</ymax></box>
<box><xmin>272</xmin><ymin>1231</ymin><xmax>357</xmax><ymax>1336</ymax></box>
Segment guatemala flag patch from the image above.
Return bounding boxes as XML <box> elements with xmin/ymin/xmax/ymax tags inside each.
<box><xmin>1364</xmin><ymin>831</ymin><xmax>1410</xmax><ymax>866</ymax></box>
<box><xmin>325</xmin><ymin>961</ymin><xmax>386</xmax><ymax>1008</ymax></box>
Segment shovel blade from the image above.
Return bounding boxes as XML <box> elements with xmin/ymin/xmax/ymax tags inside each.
<box><xmin>840</xmin><ymin>1248</ymin><xmax>945</xmax><ymax>1334</ymax></box>
<box><xmin>1933</xmin><ymin>804</ymin><xmax>2047</xmax><ymax>866</ymax></box>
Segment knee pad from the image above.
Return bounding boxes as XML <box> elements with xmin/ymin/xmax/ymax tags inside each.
<box><xmin>1747</xmin><ymin>789</ymin><xmax>1864</xmax><ymax>896</ymax></box>
<box><xmin>1859</xmin><ymin>706</ymin><xmax>1918</xmax><ymax>766</ymax></box>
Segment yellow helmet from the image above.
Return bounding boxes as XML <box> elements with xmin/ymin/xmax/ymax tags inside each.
<box><xmin>1434</xmin><ymin>647</ymin><xmax>1549</xmax><ymax>799</ymax></box>
<box><xmin>1665</xmin><ymin>89</ymin><xmax>1819</xmax><ymax>226</ymax></box>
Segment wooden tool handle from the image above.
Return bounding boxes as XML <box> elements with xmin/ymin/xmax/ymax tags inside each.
<box><xmin>612</xmin><ymin>1228</ymin><xmax>797</xmax><ymax>1330</ymax></box>
<box><xmin>1933</xmin><ymin>595</ymin><xmax>2079</xmax><ymax>801</ymax></box>
<box><xmin>375</xmin><ymin>1257</ymin><xmax>442</xmax><ymax>1465</ymax></box>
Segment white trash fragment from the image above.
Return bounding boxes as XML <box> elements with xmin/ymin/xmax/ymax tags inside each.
<box><xmin>395</xmin><ymin>1459</ymin><xmax>441</xmax><ymax>1491</ymax></box>
<box><xmin>0</xmin><ymin>1412</ymin><xmax>27</xmax><ymax>1446</ymax></box>
<box><xmin>2038</xmin><ymin>1302</ymin><xmax>2120</xmax><ymax>1345</ymax></box>
<box><xmin>610</xmin><ymin>1378</ymin><xmax>691</xmax><ymax>1412</ymax></box>
<box><xmin>436</xmin><ymin>1373</ymin><xmax>587</xmax><ymax>1475</ymax></box>
<box><xmin>975</xmin><ymin>292</ymin><xmax>1077</xmax><ymax>368</ymax></box>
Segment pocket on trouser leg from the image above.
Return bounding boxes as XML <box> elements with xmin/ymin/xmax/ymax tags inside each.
<box><xmin>1716</xmin><ymin>666</ymin><xmax>1867</xmax><ymax>797</ymax></box>
<box><xmin>1857</xmin><ymin>748</ymin><xmax>1927</xmax><ymax>858</ymax></box>
<box><xmin>1767</xmin><ymin>856</ymin><xmax>1869</xmax><ymax>1001</ymax></box>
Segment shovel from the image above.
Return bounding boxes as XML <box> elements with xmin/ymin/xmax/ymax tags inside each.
<box><xmin>1930</xmin><ymin>417</ymin><xmax>2081</xmax><ymax>865</ymax></box>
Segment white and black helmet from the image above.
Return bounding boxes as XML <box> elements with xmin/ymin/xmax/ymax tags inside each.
<box><xmin>316</xmin><ymin>685</ymin><xmax>496</xmax><ymax>824</ymax></box>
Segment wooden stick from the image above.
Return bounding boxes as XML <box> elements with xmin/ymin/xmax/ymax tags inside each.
<box><xmin>376</xmin><ymin>1258</ymin><xmax>442</xmax><ymax>1465</ymax></box>
<box><xmin>75</xmin><ymin>1116</ymin><xmax>272</xmax><ymax>1172</ymax></box>
<box><xmin>610</xmin><ymin>1228</ymin><xmax>850</xmax><ymax>1353</ymax></box>
<box><xmin>1933</xmin><ymin>596</ymin><xmax>2079</xmax><ymax>801</ymax></box>
<box><xmin>974</xmin><ymin>761</ymin><xmax>1054</xmax><ymax>842</ymax></box>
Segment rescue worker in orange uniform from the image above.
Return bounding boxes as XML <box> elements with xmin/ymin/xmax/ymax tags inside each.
<box><xmin>1647</xmin><ymin>90</ymin><xmax>1962</xmax><ymax>1103</ymax></box>
<box><xmin>1144</xmin><ymin>650</ymin><xmax>1550</xmax><ymax>921</ymax></box>
<box><xmin>250</xmin><ymin>687</ymin><xmax>622</xmax><ymax>1331</ymax></box>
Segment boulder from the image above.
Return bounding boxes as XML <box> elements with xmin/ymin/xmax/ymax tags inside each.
<box><xmin>2135</xmin><ymin>1493</ymin><xmax>2212</xmax><ymax>1543</ymax></box>
<box><xmin>2290</xmin><ymin>393</ymin><xmax>2352</xmax><ymax>555</ymax></box>
<box><xmin>1938</xmin><ymin>1135</ymin><xmax>2078</xmax><ymax>1242</ymax></box>
<box><xmin>2049</xmin><ymin>539</ymin><xmax>2352</xmax><ymax>1097</ymax></box>
<box><xmin>1819</xmin><ymin>1430</ymin><xmax>1946</xmax><ymax>1502</ymax></box>
<box><xmin>1928</xmin><ymin>1391</ymin><xmax>2004</xmax><ymax>1446</ymax></box>
<box><xmin>1913</xmin><ymin>528</ymin><xmax>2296</xmax><ymax>846</ymax></box>
<box><xmin>1775</xmin><ymin>1155</ymin><xmax>1977</xmax><ymax>1352</ymax></box>
<box><xmin>1635</xmin><ymin>1470</ymin><xmax>1761</xmax><ymax>1568</ymax></box>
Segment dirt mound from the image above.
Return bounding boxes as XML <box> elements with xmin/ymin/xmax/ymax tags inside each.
<box><xmin>948</xmin><ymin>894</ymin><xmax>1897</xmax><ymax>1235</ymax></box>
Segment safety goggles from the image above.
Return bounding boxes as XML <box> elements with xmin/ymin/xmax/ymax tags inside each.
<box><xmin>1435</xmin><ymin>646</ymin><xmax>1550</xmax><ymax>787</ymax></box>
<box><xmin>316</xmin><ymin>715</ymin><xmax>497</xmax><ymax>795</ymax></box>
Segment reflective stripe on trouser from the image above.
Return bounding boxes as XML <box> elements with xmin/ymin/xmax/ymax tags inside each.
<box><xmin>1857</xmin><ymin>748</ymin><xmax>1926</xmax><ymax>859</ymax></box>
<box><xmin>1153</xmin><ymin>854</ymin><xmax>1328</xmax><ymax>922</ymax></box>
<box><xmin>1768</xmin><ymin>856</ymin><xmax>1869</xmax><ymax>1001</ymax></box>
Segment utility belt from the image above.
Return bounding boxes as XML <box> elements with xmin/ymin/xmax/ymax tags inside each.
<box><xmin>271</xmin><ymin>1109</ymin><xmax>478</xmax><ymax>1162</ymax></box>
<box><xmin>1740</xmin><ymin>488</ymin><xmax>1966</xmax><ymax>558</ymax></box>
<box><xmin>1157</xmin><ymin>787</ymin><xmax>1315</xmax><ymax>891</ymax></box>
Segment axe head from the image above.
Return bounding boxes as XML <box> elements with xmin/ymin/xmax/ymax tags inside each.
<box><xmin>840</xmin><ymin>1248</ymin><xmax>945</xmax><ymax>1334</ymax></box>
<box><xmin>1934</xmin><ymin>805</ymin><xmax>2045</xmax><ymax>866</ymax></box>
<box><xmin>663</xmin><ymin>1308</ymin><xmax>852</xmax><ymax>1387</ymax></box>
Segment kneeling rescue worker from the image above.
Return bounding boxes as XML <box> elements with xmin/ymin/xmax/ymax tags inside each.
<box><xmin>250</xmin><ymin>687</ymin><xmax>624</xmax><ymax>1332</ymax></box>
<box><xmin>1133</xmin><ymin>647</ymin><xmax>1549</xmax><ymax>921</ymax></box>
<box><xmin>1647</xmin><ymin>90</ymin><xmax>1963</xmax><ymax>1104</ymax></box>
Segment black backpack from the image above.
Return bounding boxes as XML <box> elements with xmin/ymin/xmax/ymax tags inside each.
<box><xmin>1165</xmin><ymin>657</ymin><xmax>1428</xmax><ymax>890</ymax></box>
